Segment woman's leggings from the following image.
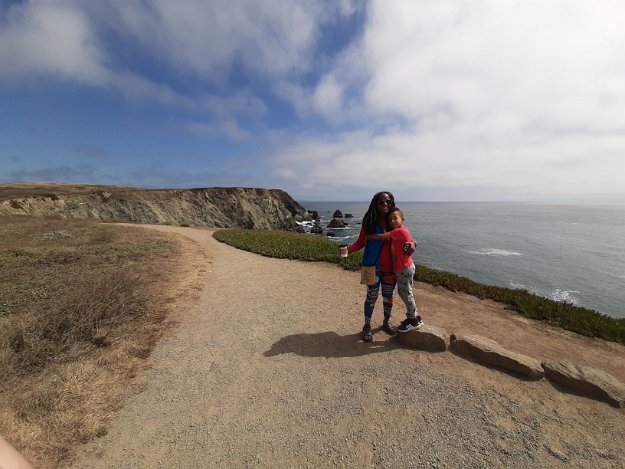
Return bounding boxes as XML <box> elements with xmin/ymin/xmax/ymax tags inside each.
<box><xmin>364</xmin><ymin>271</ymin><xmax>396</xmax><ymax>323</ymax></box>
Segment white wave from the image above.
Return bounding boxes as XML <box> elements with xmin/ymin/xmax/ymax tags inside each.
<box><xmin>550</xmin><ymin>288</ymin><xmax>580</xmax><ymax>305</ymax></box>
<box><xmin>468</xmin><ymin>248</ymin><xmax>522</xmax><ymax>256</ymax></box>
<box><xmin>328</xmin><ymin>235</ymin><xmax>352</xmax><ymax>240</ymax></box>
<box><xmin>509</xmin><ymin>281</ymin><xmax>580</xmax><ymax>305</ymax></box>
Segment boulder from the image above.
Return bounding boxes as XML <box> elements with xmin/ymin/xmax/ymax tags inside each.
<box><xmin>332</xmin><ymin>210</ymin><xmax>343</xmax><ymax>218</ymax></box>
<box><xmin>396</xmin><ymin>324</ymin><xmax>449</xmax><ymax>352</ymax></box>
<box><xmin>97</xmin><ymin>191</ymin><xmax>112</xmax><ymax>202</ymax></box>
<box><xmin>345</xmin><ymin>213</ymin><xmax>353</xmax><ymax>218</ymax></box>
<box><xmin>541</xmin><ymin>360</ymin><xmax>625</xmax><ymax>408</ymax></box>
<box><xmin>450</xmin><ymin>333</ymin><xmax>544</xmax><ymax>380</ymax></box>
<box><xmin>308</xmin><ymin>210</ymin><xmax>319</xmax><ymax>220</ymax></box>
<box><xmin>310</xmin><ymin>223</ymin><xmax>323</xmax><ymax>234</ymax></box>
<box><xmin>327</xmin><ymin>218</ymin><xmax>346</xmax><ymax>228</ymax></box>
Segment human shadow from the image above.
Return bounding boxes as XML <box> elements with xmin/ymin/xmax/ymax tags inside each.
<box><xmin>264</xmin><ymin>329</ymin><xmax>399</xmax><ymax>358</ymax></box>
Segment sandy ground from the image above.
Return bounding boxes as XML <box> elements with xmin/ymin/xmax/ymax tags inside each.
<box><xmin>71</xmin><ymin>226</ymin><xmax>625</xmax><ymax>468</ymax></box>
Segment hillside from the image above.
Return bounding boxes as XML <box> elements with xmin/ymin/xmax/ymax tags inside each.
<box><xmin>0</xmin><ymin>183</ymin><xmax>307</xmax><ymax>230</ymax></box>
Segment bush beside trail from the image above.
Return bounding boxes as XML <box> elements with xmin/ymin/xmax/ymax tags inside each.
<box><xmin>213</xmin><ymin>228</ymin><xmax>363</xmax><ymax>270</ymax></box>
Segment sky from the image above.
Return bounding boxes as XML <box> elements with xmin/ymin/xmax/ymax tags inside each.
<box><xmin>1</xmin><ymin>0</ymin><xmax>625</xmax><ymax>203</ymax></box>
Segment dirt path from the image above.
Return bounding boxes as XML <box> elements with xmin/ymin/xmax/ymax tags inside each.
<box><xmin>72</xmin><ymin>226</ymin><xmax>625</xmax><ymax>468</ymax></box>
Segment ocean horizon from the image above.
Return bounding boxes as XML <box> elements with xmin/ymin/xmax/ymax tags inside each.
<box><xmin>300</xmin><ymin>201</ymin><xmax>625</xmax><ymax>320</ymax></box>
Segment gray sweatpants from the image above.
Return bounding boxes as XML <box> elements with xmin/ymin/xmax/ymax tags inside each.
<box><xmin>396</xmin><ymin>263</ymin><xmax>418</xmax><ymax>319</ymax></box>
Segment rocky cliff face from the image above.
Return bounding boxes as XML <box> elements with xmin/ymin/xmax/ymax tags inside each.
<box><xmin>0</xmin><ymin>184</ymin><xmax>307</xmax><ymax>230</ymax></box>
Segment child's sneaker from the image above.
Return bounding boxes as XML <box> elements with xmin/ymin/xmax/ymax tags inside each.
<box><xmin>397</xmin><ymin>317</ymin><xmax>424</xmax><ymax>333</ymax></box>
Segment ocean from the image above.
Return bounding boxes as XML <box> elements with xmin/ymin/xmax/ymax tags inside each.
<box><xmin>300</xmin><ymin>202</ymin><xmax>625</xmax><ymax>320</ymax></box>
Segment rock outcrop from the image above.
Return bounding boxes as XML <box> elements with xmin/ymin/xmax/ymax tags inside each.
<box><xmin>396</xmin><ymin>325</ymin><xmax>449</xmax><ymax>352</ymax></box>
<box><xmin>450</xmin><ymin>333</ymin><xmax>545</xmax><ymax>380</ymax></box>
<box><xmin>542</xmin><ymin>360</ymin><xmax>625</xmax><ymax>408</ymax></box>
<box><xmin>310</xmin><ymin>223</ymin><xmax>323</xmax><ymax>234</ymax></box>
<box><xmin>327</xmin><ymin>218</ymin><xmax>347</xmax><ymax>229</ymax></box>
<box><xmin>0</xmin><ymin>183</ymin><xmax>306</xmax><ymax>231</ymax></box>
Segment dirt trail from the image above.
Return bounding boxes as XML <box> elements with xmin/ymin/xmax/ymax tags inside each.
<box><xmin>72</xmin><ymin>226</ymin><xmax>625</xmax><ymax>468</ymax></box>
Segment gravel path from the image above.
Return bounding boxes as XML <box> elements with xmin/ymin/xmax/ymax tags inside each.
<box><xmin>71</xmin><ymin>226</ymin><xmax>625</xmax><ymax>468</ymax></box>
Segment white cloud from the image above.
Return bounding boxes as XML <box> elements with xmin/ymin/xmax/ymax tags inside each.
<box><xmin>107</xmin><ymin>0</ymin><xmax>321</xmax><ymax>79</ymax></box>
<box><xmin>362</xmin><ymin>0</ymin><xmax>625</xmax><ymax>131</ymax></box>
<box><xmin>313</xmin><ymin>74</ymin><xmax>343</xmax><ymax>118</ymax></box>
<box><xmin>0</xmin><ymin>1</ymin><xmax>107</xmax><ymax>83</ymax></box>
<box><xmin>272</xmin><ymin>0</ymin><xmax>625</xmax><ymax>201</ymax></box>
<box><xmin>273</xmin><ymin>127</ymin><xmax>625</xmax><ymax>201</ymax></box>
<box><xmin>0</xmin><ymin>1</ymin><xmax>326</xmax><ymax>114</ymax></box>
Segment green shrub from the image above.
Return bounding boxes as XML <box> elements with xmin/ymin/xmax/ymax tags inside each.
<box><xmin>213</xmin><ymin>228</ymin><xmax>362</xmax><ymax>270</ymax></box>
<box><xmin>214</xmin><ymin>228</ymin><xmax>625</xmax><ymax>345</ymax></box>
<box><xmin>413</xmin><ymin>264</ymin><xmax>625</xmax><ymax>344</ymax></box>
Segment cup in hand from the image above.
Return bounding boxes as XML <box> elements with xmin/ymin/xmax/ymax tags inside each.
<box><xmin>339</xmin><ymin>245</ymin><xmax>348</xmax><ymax>258</ymax></box>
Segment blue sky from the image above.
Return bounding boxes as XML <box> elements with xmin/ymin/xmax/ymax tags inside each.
<box><xmin>1</xmin><ymin>0</ymin><xmax>625</xmax><ymax>202</ymax></box>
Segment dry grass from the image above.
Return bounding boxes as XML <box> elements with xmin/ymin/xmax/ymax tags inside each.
<box><xmin>0</xmin><ymin>182</ymin><xmax>139</xmax><ymax>202</ymax></box>
<box><xmin>0</xmin><ymin>216</ymin><xmax>194</xmax><ymax>468</ymax></box>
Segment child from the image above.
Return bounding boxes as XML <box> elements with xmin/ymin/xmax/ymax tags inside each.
<box><xmin>366</xmin><ymin>207</ymin><xmax>424</xmax><ymax>332</ymax></box>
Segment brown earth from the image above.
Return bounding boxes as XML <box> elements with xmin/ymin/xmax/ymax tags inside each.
<box><xmin>71</xmin><ymin>225</ymin><xmax>625</xmax><ymax>468</ymax></box>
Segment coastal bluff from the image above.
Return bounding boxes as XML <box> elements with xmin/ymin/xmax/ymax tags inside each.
<box><xmin>0</xmin><ymin>183</ymin><xmax>307</xmax><ymax>230</ymax></box>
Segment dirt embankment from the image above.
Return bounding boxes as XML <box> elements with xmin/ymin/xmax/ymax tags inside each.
<box><xmin>71</xmin><ymin>226</ymin><xmax>625</xmax><ymax>469</ymax></box>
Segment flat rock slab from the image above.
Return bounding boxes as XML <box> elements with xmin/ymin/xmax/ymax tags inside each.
<box><xmin>396</xmin><ymin>324</ymin><xmax>449</xmax><ymax>351</ymax></box>
<box><xmin>450</xmin><ymin>333</ymin><xmax>544</xmax><ymax>380</ymax></box>
<box><xmin>542</xmin><ymin>360</ymin><xmax>625</xmax><ymax>408</ymax></box>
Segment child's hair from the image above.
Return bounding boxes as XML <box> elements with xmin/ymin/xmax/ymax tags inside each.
<box><xmin>362</xmin><ymin>191</ymin><xmax>395</xmax><ymax>233</ymax></box>
<box><xmin>386</xmin><ymin>207</ymin><xmax>403</xmax><ymax>229</ymax></box>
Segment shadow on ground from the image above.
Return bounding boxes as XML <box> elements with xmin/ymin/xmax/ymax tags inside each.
<box><xmin>264</xmin><ymin>329</ymin><xmax>399</xmax><ymax>358</ymax></box>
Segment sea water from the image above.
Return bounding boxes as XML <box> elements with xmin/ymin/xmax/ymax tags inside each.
<box><xmin>301</xmin><ymin>202</ymin><xmax>625</xmax><ymax>320</ymax></box>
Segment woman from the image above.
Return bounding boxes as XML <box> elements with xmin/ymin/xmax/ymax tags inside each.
<box><xmin>346</xmin><ymin>191</ymin><xmax>416</xmax><ymax>342</ymax></box>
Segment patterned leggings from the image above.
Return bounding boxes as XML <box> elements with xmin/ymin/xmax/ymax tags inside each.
<box><xmin>396</xmin><ymin>263</ymin><xmax>418</xmax><ymax>319</ymax></box>
<box><xmin>364</xmin><ymin>271</ymin><xmax>396</xmax><ymax>322</ymax></box>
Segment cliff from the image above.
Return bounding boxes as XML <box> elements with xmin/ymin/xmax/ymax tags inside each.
<box><xmin>0</xmin><ymin>183</ymin><xmax>307</xmax><ymax>230</ymax></box>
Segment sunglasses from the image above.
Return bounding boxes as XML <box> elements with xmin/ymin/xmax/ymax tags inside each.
<box><xmin>377</xmin><ymin>200</ymin><xmax>393</xmax><ymax>206</ymax></box>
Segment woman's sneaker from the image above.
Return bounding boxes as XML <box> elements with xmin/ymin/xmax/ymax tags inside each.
<box><xmin>397</xmin><ymin>317</ymin><xmax>423</xmax><ymax>333</ymax></box>
<box><xmin>361</xmin><ymin>323</ymin><xmax>373</xmax><ymax>342</ymax></box>
<box><xmin>382</xmin><ymin>319</ymin><xmax>397</xmax><ymax>336</ymax></box>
